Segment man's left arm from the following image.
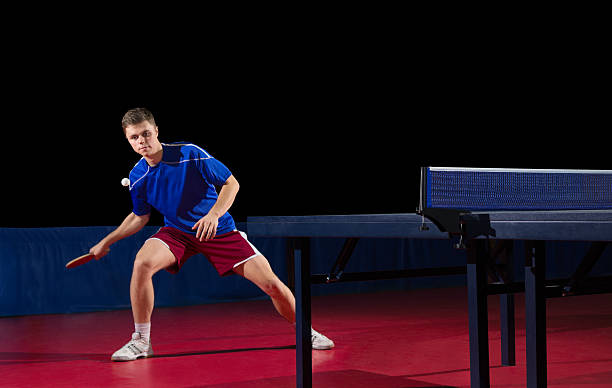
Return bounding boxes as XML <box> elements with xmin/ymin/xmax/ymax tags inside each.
<box><xmin>192</xmin><ymin>174</ymin><xmax>240</xmax><ymax>241</ymax></box>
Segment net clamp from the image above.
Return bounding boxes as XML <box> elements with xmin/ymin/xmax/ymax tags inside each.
<box><xmin>455</xmin><ymin>214</ymin><xmax>497</xmax><ymax>249</ymax></box>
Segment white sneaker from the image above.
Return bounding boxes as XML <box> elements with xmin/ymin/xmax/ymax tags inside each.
<box><xmin>111</xmin><ymin>332</ymin><xmax>154</xmax><ymax>361</ymax></box>
<box><xmin>311</xmin><ymin>328</ymin><xmax>334</xmax><ymax>350</ymax></box>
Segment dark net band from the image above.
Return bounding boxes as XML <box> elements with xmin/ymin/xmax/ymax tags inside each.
<box><xmin>426</xmin><ymin>168</ymin><xmax>612</xmax><ymax>211</ymax></box>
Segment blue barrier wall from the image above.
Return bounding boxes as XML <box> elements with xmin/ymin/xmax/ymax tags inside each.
<box><xmin>1</xmin><ymin>225</ymin><xmax>611</xmax><ymax>317</ymax></box>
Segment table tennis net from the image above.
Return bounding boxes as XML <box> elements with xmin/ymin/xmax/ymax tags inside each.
<box><xmin>424</xmin><ymin>168</ymin><xmax>612</xmax><ymax>210</ymax></box>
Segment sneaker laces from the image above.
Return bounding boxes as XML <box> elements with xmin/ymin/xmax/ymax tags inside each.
<box><xmin>311</xmin><ymin>330</ymin><xmax>324</xmax><ymax>342</ymax></box>
<box><xmin>124</xmin><ymin>333</ymin><xmax>148</xmax><ymax>354</ymax></box>
<box><xmin>127</xmin><ymin>342</ymin><xmax>145</xmax><ymax>355</ymax></box>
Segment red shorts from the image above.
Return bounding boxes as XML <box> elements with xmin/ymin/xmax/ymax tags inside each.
<box><xmin>148</xmin><ymin>227</ymin><xmax>261</xmax><ymax>276</ymax></box>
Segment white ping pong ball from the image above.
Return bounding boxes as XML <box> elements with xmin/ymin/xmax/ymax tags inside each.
<box><xmin>121</xmin><ymin>178</ymin><xmax>130</xmax><ymax>187</ymax></box>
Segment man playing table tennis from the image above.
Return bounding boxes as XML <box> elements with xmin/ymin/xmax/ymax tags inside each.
<box><xmin>90</xmin><ymin>107</ymin><xmax>334</xmax><ymax>361</ymax></box>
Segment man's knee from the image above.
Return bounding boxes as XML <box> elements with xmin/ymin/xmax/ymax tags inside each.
<box><xmin>133</xmin><ymin>252</ymin><xmax>156</xmax><ymax>274</ymax></box>
<box><xmin>260</xmin><ymin>277</ymin><xmax>285</xmax><ymax>299</ymax></box>
<box><xmin>133</xmin><ymin>242</ymin><xmax>174</xmax><ymax>275</ymax></box>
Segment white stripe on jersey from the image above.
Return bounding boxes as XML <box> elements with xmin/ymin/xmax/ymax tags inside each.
<box><xmin>161</xmin><ymin>143</ymin><xmax>212</xmax><ymax>164</ymax></box>
<box><xmin>129</xmin><ymin>143</ymin><xmax>212</xmax><ymax>189</ymax></box>
<box><xmin>129</xmin><ymin>165</ymin><xmax>150</xmax><ymax>191</ymax></box>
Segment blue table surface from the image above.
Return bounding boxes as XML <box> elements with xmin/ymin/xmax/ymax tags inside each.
<box><xmin>247</xmin><ymin>211</ymin><xmax>612</xmax><ymax>241</ymax></box>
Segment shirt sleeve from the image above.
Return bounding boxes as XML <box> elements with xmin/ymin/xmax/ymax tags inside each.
<box><xmin>130</xmin><ymin>178</ymin><xmax>151</xmax><ymax>216</ymax></box>
<box><xmin>196</xmin><ymin>149</ymin><xmax>232</xmax><ymax>186</ymax></box>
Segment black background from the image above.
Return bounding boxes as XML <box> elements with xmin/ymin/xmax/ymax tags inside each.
<box><xmin>2</xmin><ymin>18</ymin><xmax>607</xmax><ymax>228</ymax></box>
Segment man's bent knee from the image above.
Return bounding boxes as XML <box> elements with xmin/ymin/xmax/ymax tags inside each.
<box><xmin>133</xmin><ymin>254</ymin><xmax>156</xmax><ymax>275</ymax></box>
<box><xmin>133</xmin><ymin>239</ymin><xmax>176</xmax><ymax>275</ymax></box>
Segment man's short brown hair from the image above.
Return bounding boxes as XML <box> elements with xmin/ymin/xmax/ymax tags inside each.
<box><xmin>122</xmin><ymin>108</ymin><xmax>156</xmax><ymax>132</ymax></box>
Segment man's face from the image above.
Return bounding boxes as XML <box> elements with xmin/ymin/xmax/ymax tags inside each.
<box><xmin>125</xmin><ymin>121</ymin><xmax>161</xmax><ymax>157</ymax></box>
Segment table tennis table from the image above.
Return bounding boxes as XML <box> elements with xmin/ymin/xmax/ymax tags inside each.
<box><xmin>247</xmin><ymin>167</ymin><xmax>612</xmax><ymax>388</ymax></box>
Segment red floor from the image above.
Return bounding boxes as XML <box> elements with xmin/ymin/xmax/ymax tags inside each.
<box><xmin>2</xmin><ymin>287</ymin><xmax>612</xmax><ymax>387</ymax></box>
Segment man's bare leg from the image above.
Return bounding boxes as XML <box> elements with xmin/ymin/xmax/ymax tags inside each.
<box><xmin>130</xmin><ymin>239</ymin><xmax>176</xmax><ymax>323</ymax></box>
<box><xmin>112</xmin><ymin>239</ymin><xmax>175</xmax><ymax>361</ymax></box>
<box><xmin>234</xmin><ymin>255</ymin><xmax>296</xmax><ymax>323</ymax></box>
<box><xmin>234</xmin><ymin>255</ymin><xmax>334</xmax><ymax>349</ymax></box>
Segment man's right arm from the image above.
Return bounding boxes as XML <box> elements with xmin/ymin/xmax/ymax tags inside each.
<box><xmin>89</xmin><ymin>212</ymin><xmax>150</xmax><ymax>259</ymax></box>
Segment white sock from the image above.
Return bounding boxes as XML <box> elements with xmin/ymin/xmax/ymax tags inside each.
<box><xmin>135</xmin><ymin>322</ymin><xmax>151</xmax><ymax>343</ymax></box>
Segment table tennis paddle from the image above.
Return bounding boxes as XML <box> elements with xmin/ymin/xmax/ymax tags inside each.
<box><xmin>65</xmin><ymin>253</ymin><xmax>96</xmax><ymax>269</ymax></box>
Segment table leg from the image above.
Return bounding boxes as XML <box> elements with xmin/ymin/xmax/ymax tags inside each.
<box><xmin>467</xmin><ymin>239</ymin><xmax>490</xmax><ymax>388</ymax></box>
<box><xmin>525</xmin><ymin>240</ymin><xmax>547</xmax><ymax>388</ymax></box>
<box><xmin>500</xmin><ymin>293</ymin><xmax>516</xmax><ymax>366</ymax></box>
<box><xmin>500</xmin><ymin>240</ymin><xmax>515</xmax><ymax>366</ymax></box>
<box><xmin>294</xmin><ymin>239</ymin><xmax>312</xmax><ymax>388</ymax></box>
<box><xmin>286</xmin><ymin>239</ymin><xmax>296</xmax><ymax>292</ymax></box>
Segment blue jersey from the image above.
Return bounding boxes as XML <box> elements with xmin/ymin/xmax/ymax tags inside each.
<box><xmin>128</xmin><ymin>142</ymin><xmax>236</xmax><ymax>235</ymax></box>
